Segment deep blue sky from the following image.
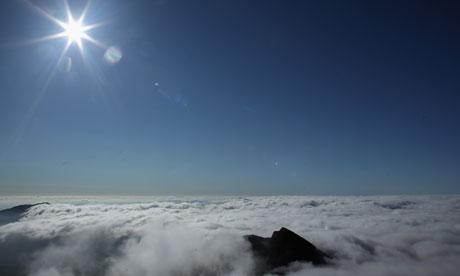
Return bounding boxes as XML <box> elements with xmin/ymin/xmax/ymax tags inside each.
<box><xmin>0</xmin><ymin>0</ymin><xmax>459</xmax><ymax>195</ymax></box>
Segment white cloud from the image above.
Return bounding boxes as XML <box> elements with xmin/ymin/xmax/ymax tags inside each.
<box><xmin>0</xmin><ymin>195</ymin><xmax>459</xmax><ymax>275</ymax></box>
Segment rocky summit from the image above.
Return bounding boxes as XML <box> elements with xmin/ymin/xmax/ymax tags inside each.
<box><xmin>245</xmin><ymin>227</ymin><xmax>330</xmax><ymax>274</ymax></box>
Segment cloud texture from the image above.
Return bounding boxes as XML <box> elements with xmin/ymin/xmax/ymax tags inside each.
<box><xmin>1</xmin><ymin>195</ymin><xmax>460</xmax><ymax>276</ymax></box>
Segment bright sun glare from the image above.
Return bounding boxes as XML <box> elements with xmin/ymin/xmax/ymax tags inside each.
<box><xmin>65</xmin><ymin>19</ymin><xmax>85</xmax><ymax>43</ymax></box>
<box><xmin>14</xmin><ymin>0</ymin><xmax>115</xmax><ymax>145</ymax></box>
<box><xmin>26</xmin><ymin>0</ymin><xmax>107</xmax><ymax>58</ymax></box>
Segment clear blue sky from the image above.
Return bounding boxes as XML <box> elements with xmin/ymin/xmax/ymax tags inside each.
<box><xmin>0</xmin><ymin>0</ymin><xmax>459</xmax><ymax>195</ymax></box>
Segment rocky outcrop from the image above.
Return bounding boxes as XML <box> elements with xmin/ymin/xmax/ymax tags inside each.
<box><xmin>245</xmin><ymin>227</ymin><xmax>330</xmax><ymax>274</ymax></box>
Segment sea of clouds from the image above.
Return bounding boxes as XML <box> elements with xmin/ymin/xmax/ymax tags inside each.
<box><xmin>1</xmin><ymin>195</ymin><xmax>460</xmax><ymax>276</ymax></box>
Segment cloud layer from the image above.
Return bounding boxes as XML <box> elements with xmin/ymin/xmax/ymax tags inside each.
<box><xmin>1</xmin><ymin>195</ymin><xmax>460</xmax><ymax>275</ymax></box>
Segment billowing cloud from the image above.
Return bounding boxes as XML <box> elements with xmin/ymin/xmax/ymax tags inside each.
<box><xmin>0</xmin><ymin>195</ymin><xmax>460</xmax><ymax>275</ymax></box>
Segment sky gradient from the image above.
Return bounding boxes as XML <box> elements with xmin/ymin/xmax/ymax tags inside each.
<box><xmin>0</xmin><ymin>0</ymin><xmax>459</xmax><ymax>195</ymax></box>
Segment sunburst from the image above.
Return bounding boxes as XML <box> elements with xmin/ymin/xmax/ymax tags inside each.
<box><xmin>12</xmin><ymin>0</ymin><xmax>111</xmax><ymax>145</ymax></box>
<box><xmin>26</xmin><ymin>0</ymin><xmax>107</xmax><ymax>60</ymax></box>
<box><xmin>64</xmin><ymin>18</ymin><xmax>85</xmax><ymax>43</ymax></box>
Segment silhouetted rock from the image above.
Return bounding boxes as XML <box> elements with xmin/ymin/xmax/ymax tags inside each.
<box><xmin>0</xmin><ymin>202</ymin><xmax>49</xmax><ymax>225</ymax></box>
<box><xmin>245</xmin><ymin>227</ymin><xmax>330</xmax><ymax>274</ymax></box>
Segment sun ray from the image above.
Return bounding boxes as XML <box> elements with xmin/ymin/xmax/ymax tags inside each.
<box><xmin>5</xmin><ymin>32</ymin><xmax>67</xmax><ymax>48</ymax></box>
<box><xmin>76</xmin><ymin>38</ymin><xmax>85</xmax><ymax>61</ymax></box>
<box><xmin>82</xmin><ymin>21</ymin><xmax>110</xmax><ymax>32</ymax></box>
<box><xmin>63</xmin><ymin>0</ymin><xmax>74</xmax><ymax>22</ymax></box>
<box><xmin>14</xmin><ymin>39</ymin><xmax>71</xmax><ymax>145</ymax></box>
<box><xmin>30</xmin><ymin>32</ymin><xmax>68</xmax><ymax>43</ymax></box>
<box><xmin>82</xmin><ymin>34</ymin><xmax>108</xmax><ymax>50</ymax></box>
<box><xmin>25</xmin><ymin>1</ymin><xmax>66</xmax><ymax>29</ymax></box>
<box><xmin>13</xmin><ymin>0</ymin><xmax>108</xmax><ymax>146</ymax></box>
<box><xmin>78</xmin><ymin>0</ymin><xmax>93</xmax><ymax>24</ymax></box>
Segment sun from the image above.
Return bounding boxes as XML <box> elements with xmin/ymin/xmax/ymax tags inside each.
<box><xmin>64</xmin><ymin>19</ymin><xmax>85</xmax><ymax>43</ymax></box>
<box><xmin>25</xmin><ymin>0</ymin><xmax>107</xmax><ymax>57</ymax></box>
<box><xmin>13</xmin><ymin>0</ymin><xmax>115</xmax><ymax>145</ymax></box>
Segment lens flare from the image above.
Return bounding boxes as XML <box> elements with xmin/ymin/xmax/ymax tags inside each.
<box><xmin>58</xmin><ymin>56</ymin><xmax>72</xmax><ymax>72</ymax></box>
<box><xmin>104</xmin><ymin>46</ymin><xmax>123</xmax><ymax>64</ymax></box>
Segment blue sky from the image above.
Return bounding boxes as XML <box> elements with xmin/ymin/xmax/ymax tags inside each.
<box><xmin>0</xmin><ymin>0</ymin><xmax>459</xmax><ymax>195</ymax></box>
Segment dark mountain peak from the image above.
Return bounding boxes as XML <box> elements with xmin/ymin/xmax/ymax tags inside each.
<box><xmin>246</xmin><ymin>227</ymin><xmax>330</xmax><ymax>275</ymax></box>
